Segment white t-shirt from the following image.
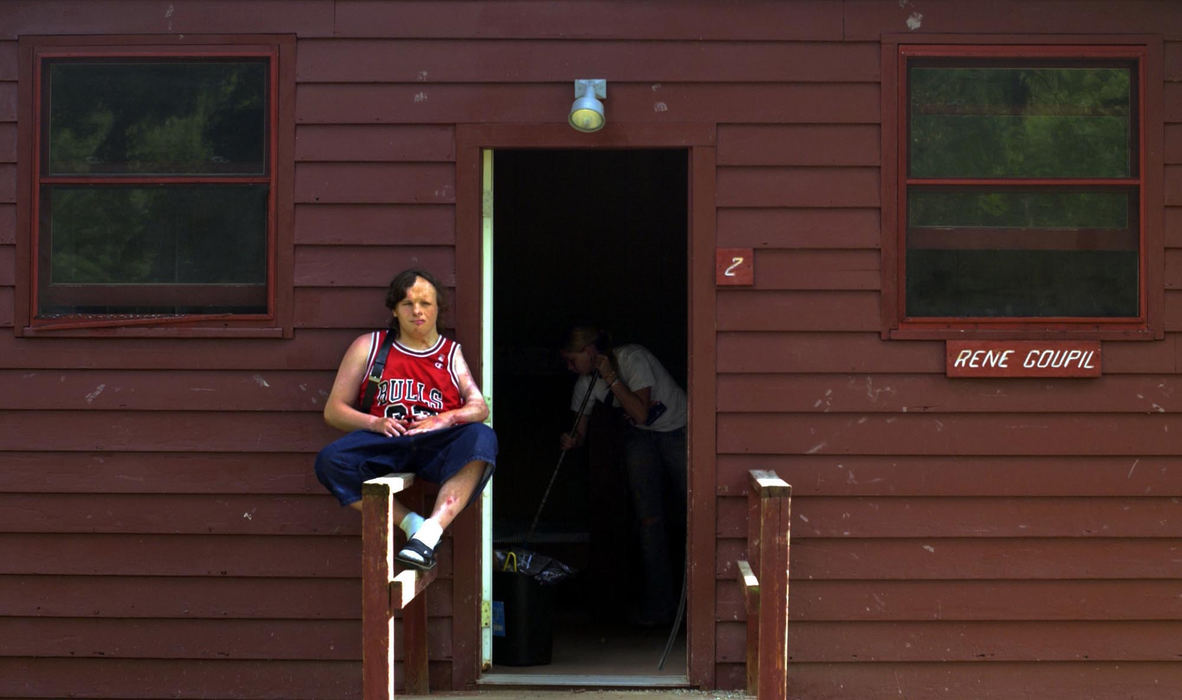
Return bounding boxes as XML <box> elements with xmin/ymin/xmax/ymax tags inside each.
<box><xmin>569</xmin><ymin>344</ymin><xmax>687</xmax><ymax>432</ymax></box>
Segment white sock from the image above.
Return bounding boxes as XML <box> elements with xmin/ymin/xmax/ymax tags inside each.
<box><xmin>412</xmin><ymin>519</ymin><xmax>443</xmax><ymax>549</ymax></box>
<box><xmin>399</xmin><ymin>512</ymin><xmax>425</xmax><ymax>539</ymax></box>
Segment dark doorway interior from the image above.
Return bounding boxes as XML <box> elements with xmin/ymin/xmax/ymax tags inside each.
<box><xmin>492</xmin><ymin>149</ymin><xmax>688</xmax><ymax>677</ymax></box>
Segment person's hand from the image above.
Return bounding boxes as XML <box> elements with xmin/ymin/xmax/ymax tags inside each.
<box><xmin>559</xmin><ymin>432</ymin><xmax>582</xmax><ymax>451</ymax></box>
<box><xmin>593</xmin><ymin>355</ymin><xmax>614</xmax><ymax>381</ymax></box>
<box><xmin>405</xmin><ymin>412</ymin><xmax>456</xmax><ymax>436</ymax></box>
<box><xmin>369</xmin><ymin>415</ymin><xmax>409</xmax><ymax>437</ymax></box>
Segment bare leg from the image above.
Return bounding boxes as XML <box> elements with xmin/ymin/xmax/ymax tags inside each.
<box><xmin>350</xmin><ymin>460</ymin><xmax>485</xmax><ymax>530</ymax></box>
<box><xmin>425</xmin><ymin>460</ymin><xmax>487</xmax><ymax>530</ymax></box>
<box><xmin>393</xmin><ymin>460</ymin><xmax>487</xmax><ymax>569</ymax></box>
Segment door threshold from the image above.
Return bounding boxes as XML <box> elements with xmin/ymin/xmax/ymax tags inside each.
<box><xmin>479</xmin><ymin>673</ymin><xmax>691</xmax><ymax>688</ymax></box>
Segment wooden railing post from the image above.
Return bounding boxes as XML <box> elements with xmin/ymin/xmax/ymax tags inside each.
<box><xmin>397</xmin><ymin>574</ymin><xmax>430</xmax><ymax>695</ymax></box>
<box><xmin>736</xmin><ymin>559</ymin><xmax>760</xmax><ymax>694</ymax></box>
<box><xmin>362</xmin><ymin>474</ymin><xmax>401</xmax><ymax>700</ymax></box>
<box><xmin>362</xmin><ymin>474</ymin><xmax>435</xmax><ymax>699</ymax></box>
<box><xmin>737</xmin><ymin>469</ymin><xmax>791</xmax><ymax>700</ymax></box>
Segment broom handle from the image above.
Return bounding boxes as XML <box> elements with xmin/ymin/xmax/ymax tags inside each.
<box><xmin>523</xmin><ymin>370</ymin><xmax>598</xmax><ymax>546</ymax></box>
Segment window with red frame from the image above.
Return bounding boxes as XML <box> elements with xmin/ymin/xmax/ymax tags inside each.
<box><xmin>895</xmin><ymin>45</ymin><xmax>1147</xmax><ymax>330</ymax></box>
<box><xmin>30</xmin><ymin>46</ymin><xmax>277</xmax><ymax>324</ymax></box>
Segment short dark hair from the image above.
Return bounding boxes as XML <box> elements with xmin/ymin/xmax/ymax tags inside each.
<box><xmin>385</xmin><ymin>268</ymin><xmax>447</xmax><ymax>335</ymax></box>
<box><xmin>563</xmin><ymin>324</ymin><xmax>611</xmax><ymax>354</ymax></box>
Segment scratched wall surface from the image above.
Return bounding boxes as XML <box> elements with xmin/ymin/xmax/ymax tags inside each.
<box><xmin>2</xmin><ymin>1</ymin><xmax>1182</xmax><ymax>699</ymax></box>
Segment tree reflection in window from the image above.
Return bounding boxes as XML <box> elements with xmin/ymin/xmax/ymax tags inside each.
<box><xmin>903</xmin><ymin>57</ymin><xmax>1140</xmax><ymax>320</ymax></box>
<box><xmin>36</xmin><ymin>58</ymin><xmax>271</xmax><ymax>318</ymax></box>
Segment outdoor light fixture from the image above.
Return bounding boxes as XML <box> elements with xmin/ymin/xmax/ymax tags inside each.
<box><xmin>569</xmin><ymin>79</ymin><xmax>607</xmax><ymax>132</ymax></box>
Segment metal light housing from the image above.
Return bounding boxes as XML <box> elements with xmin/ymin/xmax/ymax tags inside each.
<box><xmin>569</xmin><ymin>79</ymin><xmax>607</xmax><ymax>133</ymax></box>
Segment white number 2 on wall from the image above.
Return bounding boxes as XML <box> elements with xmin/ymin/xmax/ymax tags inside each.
<box><xmin>724</xmin><ymin>256</ymin><xmax>744</xmax><ymax>277</ymax></box>
<box><xmin>716</xmin><ymin>247</ymin><xmax>753</xmax><ymax>285</ymax></box>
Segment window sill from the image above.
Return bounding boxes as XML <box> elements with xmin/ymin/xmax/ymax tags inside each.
<box><xmin>886</xmin><ymin>324</ymin><xmax>1160</xmax><ymax>342</ymax></box>
<box><xmin>20</xmin><ymin>323</ymin><xmax>289</xmax><ymax>339</ymax></box>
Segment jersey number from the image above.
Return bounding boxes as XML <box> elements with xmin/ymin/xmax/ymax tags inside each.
<box><xmin>385</xmin><ymin>404</ymin><xmax>436</xmax><ymax>421</ymax></box>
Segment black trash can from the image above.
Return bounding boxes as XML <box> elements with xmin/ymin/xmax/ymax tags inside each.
<box><xmin>491</xmin><ymin>547</ymin><xmax>574</xmax><ymax>666</ymax></box>
<box><xmin>492</xmin><ymin>568</ymin><xmax>554</xmax><ymax>666</ymax></box>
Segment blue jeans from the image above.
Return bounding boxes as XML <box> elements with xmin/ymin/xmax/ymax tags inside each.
<box><xmin>314</xmin><ymin>423</ymin><xmax>498</xmax><ymax>507</ymax></box>
<box><xmin>622</xmin><ymin>426</ymin><xmax>686</xmax><ymax>622</ymax></box>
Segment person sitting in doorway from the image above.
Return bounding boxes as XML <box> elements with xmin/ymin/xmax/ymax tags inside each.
<box><xmin>315</xmin><ymin>268</ymin><xmax>497</xmax><ymax>571</ymax></box>
<box><xmin>558</xmin><ymin>324</ymin><xmax>687</xmax><ymax>626</ymax></box>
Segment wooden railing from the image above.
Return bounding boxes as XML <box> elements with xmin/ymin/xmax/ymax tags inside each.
<box><xmin>362</xmin><ymin>473</ymin><xmax>436</xmax><ymax>699</ymax></box>
<box><xmin>736</xmin><ymin>469</ymin><xmax>792</xmax><ymax>700</ymax></box>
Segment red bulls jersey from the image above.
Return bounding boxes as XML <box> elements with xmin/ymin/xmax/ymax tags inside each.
<box><xmin>356</xmin><ymin>331</ymin><xmax>463</xmax><ymax>420</ymax></box>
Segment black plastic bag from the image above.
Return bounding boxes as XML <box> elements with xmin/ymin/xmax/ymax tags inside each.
<box><xmin>494</xmin><ymin>547</ymin><xmax>576</xmax><ymax>586</ymax></box>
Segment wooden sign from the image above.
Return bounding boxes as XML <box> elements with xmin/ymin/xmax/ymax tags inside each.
<box><xmin>947</xmin><ymin>340</ymin><xmax>1101</xmax><ymax>378</ymax></box>
<box><xmin>716</xmin><ymin>248</ymin><xmax>753</xmax><ymax>286</ymax></box>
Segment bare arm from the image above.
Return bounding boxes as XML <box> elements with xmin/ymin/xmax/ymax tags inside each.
<box><xmin>608</xmin><ymin>383</ymin><xmax>652</xmax><ymax>426</ymax></box>
<box><xmin>323</xmin><ymin>334</ymin><xmax>407</xmax><ymax>436</ymax></box>
<box><xmin>593</xmin><ymin>354</ymin><xmax>652</xmax><ymax>426</ymax></box>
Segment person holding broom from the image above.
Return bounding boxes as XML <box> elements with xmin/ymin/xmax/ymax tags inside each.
<box><xmin>558</xmin><ymin>324</ymin><xmax>686</xmax><ymax>626</ymax></box>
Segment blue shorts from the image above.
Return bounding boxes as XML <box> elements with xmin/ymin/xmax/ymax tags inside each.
<box><xmin>314</xmin><ymin>423</ymin><xmax>498</xmax><ymax>508</ymax></box>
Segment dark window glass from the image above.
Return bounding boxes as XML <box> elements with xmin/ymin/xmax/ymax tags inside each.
<box><xmin>39</xmin><ymin>185</ymin><xmax>268</xmax><ymax>316</ymax></box>
<box><xmin>902</xmin><ymin>54</ymin><xmax>1140</xmax><ymax>322</ymax></box>
<box><xmin>45</xmin><ymin>60</ymin><xmax>267</xmax><ymax>176</ymax></box>
<box><xmin>909</xmin><ymin>189</ymin><xmax>1132</xmax><ymax>232</ymax></box>
<box><xmin>45</xmin><ymin>185</ymin><xmax>267</xmax><ymax>283</ymax></box>
<box><xmin>910</xmin><ymin>64</ymin><xmax>1133</xmax><ymax>178</ymax></box>
<box><xmin>907</xmin><ymin>249</ymin><xmax>1138</xmax><ymax>317</ymax></box>
<box><xmin>34</xmin><ymin>55</ymin><xmax>272</xmax><ymax>322</ymax></box>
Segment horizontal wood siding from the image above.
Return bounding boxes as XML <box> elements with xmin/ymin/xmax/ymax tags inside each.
<box><xmin>0</xmin><ymin>2</ymin><xmax>443</xmax><ymax>697</ymax></box>
<box><xmin>713</xmin><ymin>4</ymin><xmax>1182</xmax><ymax>698</ymax></box>
<box><xmin>1</xmin><ymin>1</ymin><xmax>1181</xmax><ymax>698</ymax></box>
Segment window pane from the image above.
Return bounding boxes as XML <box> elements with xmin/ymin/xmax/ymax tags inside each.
<box><xmin>906</xmin><ymin>249</ymin><xmax>1138</xmax><ymax>318</ymax></box>
<box><xmin>910</xmin><ymin>189</ymin><xmax>1133</xmax><ymax>235</ymax></box>
<box><xmin>39</xmin><ymin>185</ymin><xmax>268</xmax><ymax>315</ymax></box>
<box><xmin>910</xmin><ymin>65</ymin><xmax>1132</xmax><ymax>178</ymax></box>
<box><xmin>46</xmin><ymin>60</ymin><xmax>267</xmax><ymax>176</ymax></box>
<box><xmin>906</xmin><ymin>187</ymin><xmax>1138</xmax><ymax>318</ymax></box>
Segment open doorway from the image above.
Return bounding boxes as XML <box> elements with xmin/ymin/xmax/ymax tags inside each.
<box><xmin>488</xmin><ymin>149</ymin><xmax>689</xmax><ymax>682</ymax></box>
